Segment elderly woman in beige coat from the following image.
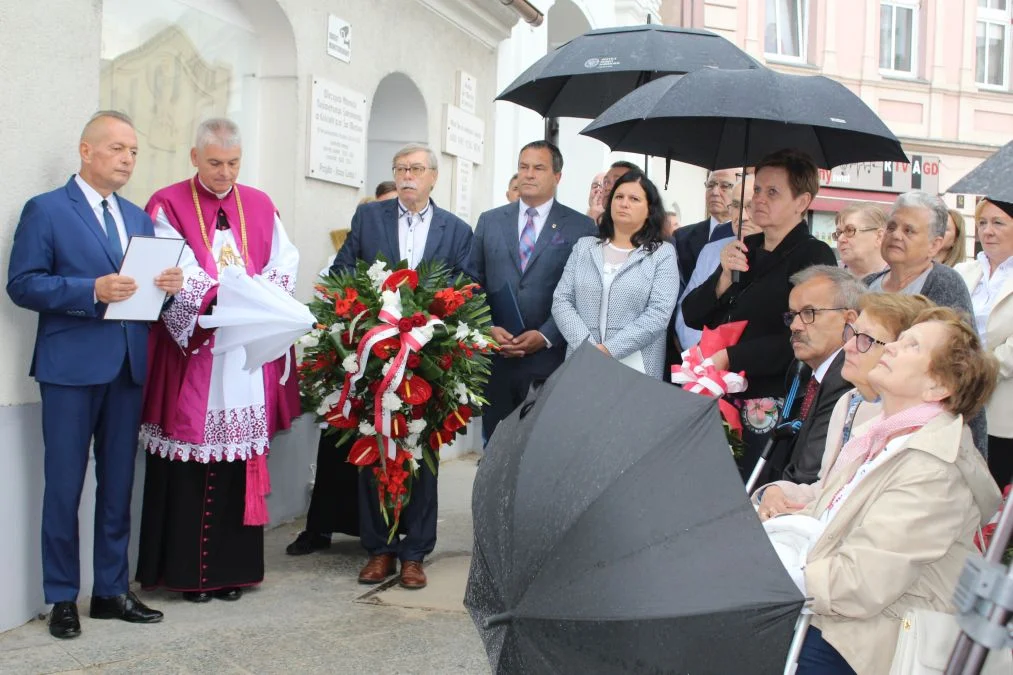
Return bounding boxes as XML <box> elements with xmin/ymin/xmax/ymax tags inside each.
<box><xmin>753</xmin><ymin>293</ymin><xmax>933</xmax><ymax>517</ymax></box>
<box><xmin>787</xmin><ymin>307</ymin><xmax>1001</xmax><ymax>675</ymax></box>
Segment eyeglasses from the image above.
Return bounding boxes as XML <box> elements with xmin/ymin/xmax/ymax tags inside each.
<box><xmin>591</xmin><ymin>182</ymin><xmax>603</xmax><ymax>190</ymax></box>
<box><xmin>392</xmin><ymin>164</ymin><xmax>430</xmax><ymax>177</ymax></box>
<box><xmin>843</xmin><ymin>323</ymin><xmax>887</xmax><ymax>353</ymax></box>
<box><xmin>704</xmin><ymin>180</ymin><xmax>735</xmax><ymax>191</ymax></box>
<box><xmin>832</xmin><ymin>226</ymin><xmax>880</xmax><ymax>240</ymax></box>
<box><xmin>782</xmin><ymin>307</ymin><xmax>848</xmax><ymax>326</ymax></box>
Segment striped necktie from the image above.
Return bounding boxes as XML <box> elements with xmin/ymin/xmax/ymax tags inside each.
<box><xmin>519</xmin><ymin>207</ymin><xmax>538</xmax><ymax>271</ymax></box>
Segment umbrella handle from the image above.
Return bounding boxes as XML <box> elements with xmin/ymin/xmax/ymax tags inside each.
<box><xmin>484</xmin><ymin>612</ymin><xmax>514</xmax><ymax>628</ymax></box>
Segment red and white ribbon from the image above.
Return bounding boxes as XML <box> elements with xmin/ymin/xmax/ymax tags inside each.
<box><xmin>671</xmin><ymin>346</ymin><xmax>747</xmax><ymax>397</ymax></box>
<box><xmin>335</xmin><ymin>290</ymin><xmax>442</xmax><ymax>459</ymax></box>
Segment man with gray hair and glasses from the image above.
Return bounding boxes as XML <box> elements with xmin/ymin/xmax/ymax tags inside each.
<box><xmin>331</xmin><ymin>142</ymin><xmax>474</xmax><ymax>277</ymax></box>
<box><xmin>327</xmin><ymin>142</ymin><xmax>474</xmax><ymax>591</ymax></box>
<box><xmin>760</xmin><ymin>265</ymin><xmax>866</xmax><ymax>486</ymax></box>
<box><xmin>136</xmin><ymin>117</ymin><xmax>301</xmax><ymax>604</ymax></box>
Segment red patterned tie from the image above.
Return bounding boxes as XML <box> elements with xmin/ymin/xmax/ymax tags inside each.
<box><xmin>799</xmin><ymin>376</ymin><xmax>820</xmax><ymax>421</ymax></box>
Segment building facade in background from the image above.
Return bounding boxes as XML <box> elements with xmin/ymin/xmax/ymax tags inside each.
<box><xmin>661</xmin><ymin>0</ymin><xmax>1012</xmax><ymax>252</ymax></box>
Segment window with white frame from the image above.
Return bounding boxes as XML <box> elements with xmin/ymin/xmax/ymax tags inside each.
<box><xmin>976</xmin><ymin>0</ymin><xmax>1011</xmax><ymax>88</ymax></box>
<box><xmin>879</xmin><ymin>1</ymin><xmax>919</xmax><ymax>75</ymax></box>
<box><xmin>765</xmin><ymin>0</ymin><xmax>808</xmax><ymax>61</ymax></box>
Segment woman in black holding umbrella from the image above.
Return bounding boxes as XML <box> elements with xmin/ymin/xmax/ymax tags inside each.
<box><xmin>682</xmin><ymin>149</ymin><xmax>837</xmax><ymax>476</ymax></box>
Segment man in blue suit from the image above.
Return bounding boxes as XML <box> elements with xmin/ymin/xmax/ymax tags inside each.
<box><xmin>329</xmin><ymin>143</ymin><xmax>474</xmax><ymax>591</ymax></box>
<box><xmin>472</xmin><ymin>140</ymin><xmax>597</xmax><ymax>441</ymax></box>
<box><xmin>331</xmin><ymin>143</ymin><xmax>475</xmax><ymax>279</ymax></box>
<box><xmin>7</xmin><ymin>111</ymin><xmax>181</xmax><ymax>638</ymax></box>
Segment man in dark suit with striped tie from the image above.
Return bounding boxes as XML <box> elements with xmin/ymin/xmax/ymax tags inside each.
<box><xmin>472</xmin><ymin>141</ymin><xmax>597</xmax><ymax>442</ymax></box>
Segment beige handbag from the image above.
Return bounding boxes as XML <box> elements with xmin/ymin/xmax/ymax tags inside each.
<box><xmin>889</xmin><ymin>608</ymin><xmax>1012</xmax><ymax>675</ymax></box>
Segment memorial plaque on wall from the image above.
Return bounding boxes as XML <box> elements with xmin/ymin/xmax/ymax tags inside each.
<box><xmin>442</xmin><ymin>104</ymin><xmax>485</xmax><ymax>165</ymax></box>
<box><xmin>307</xmin><ymin>77</ymin><xmax>366</xmax><ymax>187</ymax></box>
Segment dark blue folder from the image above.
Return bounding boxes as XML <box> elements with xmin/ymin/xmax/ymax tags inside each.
<box><xmin>487</xmin><ymin>284</ymin><xmax>525</xmax><ymax>335</ymax></box>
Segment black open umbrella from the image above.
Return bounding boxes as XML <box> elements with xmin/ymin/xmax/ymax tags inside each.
<box><xmin>465</xmin><ymin>343</ymin><xmax>804</xmax><ymax>674</ymax></box>
<box><xmin>580</xmin><ymin>67</ymin><xmax>909</xmax><ymax>170</ymax></box>
<box><xmin>947</xmin><ymin>139</ymin><xmax>1013</xmax><ymax>205</ymax></box>
<box><xmin>496</xmin><ymin>24</ymin><xmax>760</xmax><ymax>120</ymax></box>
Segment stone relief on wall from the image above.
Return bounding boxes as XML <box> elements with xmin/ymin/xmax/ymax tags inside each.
<box><xmin>100</xmin><ymin>25</ymin><xmax>231</xmax><ymax>204</ymax></box>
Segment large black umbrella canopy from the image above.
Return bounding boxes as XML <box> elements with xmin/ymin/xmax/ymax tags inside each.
<box><xmin>947</xmin><ymin>139</ymin><xmax>1013</xmax><ymax>205</ymax></box>
<box><xmin>465</xmin><ymin>343</ymin><xmax>803</xmax><ymax>674</ymax></box>
<box><xmin>496</xmin><ymin>24</ymin><xmax>760</xmax><ymax>119</ymax></box>
<box><xmin>580</xmin><ymin>68</ymin><xmax>909</xmax><ymax>169</ymax></box>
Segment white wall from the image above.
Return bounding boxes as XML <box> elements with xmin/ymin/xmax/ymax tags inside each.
<box><xmin>0</xmin><ymin>0</ymin><xmax>507</xmax><ymax>632</ymax></box>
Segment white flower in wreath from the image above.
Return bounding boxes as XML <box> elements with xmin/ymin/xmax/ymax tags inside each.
<box><xmin>381</xmin><ymin>391</ymin><xmax>402</xmax><ymax>411</ymax></box>
<box><xmin>470</xmin><ymin>329</ymin><xmax>488</xmax><ymax>350</ymax></box>
<box><xmin>406</xmin><ymin>433</ymin><xmax>421</xmax><ymax>449</ymax></box>
<box><xmin>381</xmin><ymin>361</ymin><xmax>393</xmax><ymax>376</ymax></box>
<box><xmin>328</xmin><ymin>321</ymin><xmax>346</xmax><ymax>335</ymax></box>
<box><xmin>407</xmin><ymin>419</ymin><xmax>427</xmax><ymax>435</ymax></box>
<box><xmin>410</xmin><ymin>446</ymin><xmax>423</xmax><ymax>461</ymax></box>
<box><xmin>315</xmin><ymin>389</ymin><xmax>342</xmax><ymax>416</ymax></box>
<box><xmin>409</xmin><ymin>456</ymin><xmax>420</xmax><ymax>471</ymax></box>
<box><xmin>298</xmin><ymin>331</ymin><xmax>321</xmax><ymax>348</ymax></box>
<box><xmin>455</xmin><ymin>382</ymin><xmax>469</xmax><ymax>404</ymax></box>
<box><xmin>358</xmin><ymin>421</ymin><xmax>376</xmax><ymax>436</ymax></box>
<box><xmin>454</xmin><ymin>322</ymin><xmax>470</xmax><ymax>341</ymax></box>
<box><xmin>367</xmin><ymin>260</ymin><xmax>390</xmax><ymax>288</ymax></box>
<box><xmin>342</xmin><ymin>354</ymin><xmax>359</xmax><ymax>374</ymax></box>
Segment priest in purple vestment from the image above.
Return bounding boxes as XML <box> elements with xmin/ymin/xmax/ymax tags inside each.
<box><xmin>135</xmin><ymin>118</ymin><xmax>300</xmax><ymax>603</ymax></box>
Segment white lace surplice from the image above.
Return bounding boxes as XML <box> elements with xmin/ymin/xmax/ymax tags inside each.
<box><xmin>140</xmin><ymin>208</ymin><xmax>299</xmax><ymax>463</ymax></box>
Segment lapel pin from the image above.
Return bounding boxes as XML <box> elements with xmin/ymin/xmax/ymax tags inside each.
<box><xmin>551</xmin><ymin>223</ymin><xmax>557</xmax><ymax>229</ymax></box>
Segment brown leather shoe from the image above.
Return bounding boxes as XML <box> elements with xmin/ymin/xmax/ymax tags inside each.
<box><xmin>399</xmin><ymin>560</ymin><xmax>427</xmax><ymax>589</ymax></box>
<box><xmin>357</xmin><ymin>554</ymin><xmax>397</xmax><ymax>584</ymax></box>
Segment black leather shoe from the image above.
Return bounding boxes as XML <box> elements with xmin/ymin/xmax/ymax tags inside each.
<box><xmin>48</xmin><ymin>601</ymin><xmax>81</xmax><ymax>639</ymax></box>
<box><xmin>285</xmin><ymin>530</ymin><xmax>331</xmax><ymax>555</ymax></box>
<box><xmin>183</xmin><ymin>591</ymin><xmax>213</xmax><ymax>603</ymax></box>
<box><xmin>213</xmin><ymin>587</ymin><xmax>243</xmax><ymax>601</ymax></box>
<box><xmin>89</xmin><ymin>591</ymin><xmax>163</xmax><ymax>623</ymax></box>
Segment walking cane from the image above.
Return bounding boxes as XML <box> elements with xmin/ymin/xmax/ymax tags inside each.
<box><xmin>783</xmin><ymin>610</ymin><xmax>812</xmax><ymax>675</ymax></box>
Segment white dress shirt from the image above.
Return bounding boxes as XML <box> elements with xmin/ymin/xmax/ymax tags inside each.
<box><xmin>971</xmin><ymin>251</ymin><xmax>1013</xmax><ymax>336</ymax></box>
<box><xmin>517</xmin><ymin>197</ymin><xmax>554</xmax><ymax>242</ymax></box>
<box><xmin>707</xmin><ymin>215</ymin><xmax>724</xmax><ymax>238</ymax></box>
<box><xmin>75</xmin><ymin>174</ymin><xmax>128</xmax><ymax>252</ymax></box>
<box><xmin>398</xmin><ymin>199</ymin><xmax>433</xmax><ymax>269</ymax></box>
<box><xmin>813</xmin><ymin>348</ymin><xmax>842</xmax><ymax>384</ymax></box>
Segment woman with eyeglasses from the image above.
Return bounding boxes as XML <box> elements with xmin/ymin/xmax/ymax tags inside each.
<box><xmin>955</xmin><ymin>197</ymin><xmax>1013</xmax><ymax>488</ymax></box>
<box><xmin>682</xmin><ymin>149</ymin><xmax>837</xmax><ymax>476</ymax></box>
<box><xmin>832</xmin><ymin>203</ymin><xmax>887</xmax><ymax>278</ymax></box>
<box><xmin>754</xmin><ymin>293</ymin><xmax>933</xmax><ymax>518</ymax></box>
<box><xmin>783</xmin><ymin>307</ymin><xmax>1000</xmax><ymax>675</ymax></box>
<box><xmin>864</xmin><ymin>191</ymin><xmax>986</xmax><ymax>454</ymax></box>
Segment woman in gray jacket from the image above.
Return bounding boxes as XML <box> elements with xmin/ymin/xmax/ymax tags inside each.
<box><xmin>551</xmin><ymin>170</ymin><xmax>679</xmax><ymax>380</ymax></box>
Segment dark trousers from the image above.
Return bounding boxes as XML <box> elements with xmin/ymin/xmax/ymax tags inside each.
<box><xmin>358</xmin><ymin>458</ymin><xmax>438</xmax><ymax>561</ymax></box>
<box><xmin>39</xmin><ymin>363</ymin><xmax>141</xmax><ymax>603</ymax></box>
<box><xmin>482</xmin><ymin>357</ymin><xmax>544</xmax><ymax>444</ymax></box>
<box><xmin>987</xmin><ymin>434</ymin><xmax>1013</xmax><ymax>489</ymax></box>
<box><xmin>305</xmin><ymin>432</ymin><xmax>359</xmax><ymax>537</ymax></box>
<box><xmin>796</xmin><ymin>627</ymin><xmax>857</xmax><ymax>675</ymax></box>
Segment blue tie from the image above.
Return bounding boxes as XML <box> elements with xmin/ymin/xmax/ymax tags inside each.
<box><xmin>519</xmin><ymin>207</ymin><xmax>537</xmax><ymax>271</ymax></box>
<box><xmin>101</xmin><ymin>199</ymin><xmax>124</xmax><ymax>265</ymax></box>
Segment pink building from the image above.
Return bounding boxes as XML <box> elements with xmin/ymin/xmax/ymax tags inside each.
<box><xmin>662</xmin><ymin>0</ymin><xmax>1012</xmax><ymax>249</ymax></box>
